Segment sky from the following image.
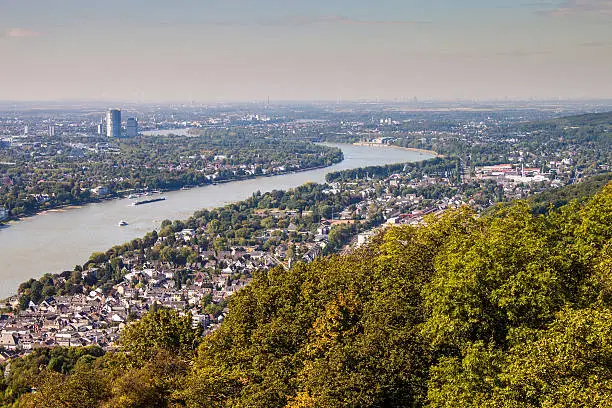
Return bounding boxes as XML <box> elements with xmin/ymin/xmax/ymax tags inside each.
<box><xmin>0</xmin><ymin>0</ymin><xmax>611</xmax><ymax>102</ymax></box>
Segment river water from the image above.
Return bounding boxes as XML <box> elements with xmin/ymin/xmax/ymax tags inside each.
<box><xmin>0</xmin><ymin>144</ymin><xmax>433</xmax><ymax>298</ymax></box>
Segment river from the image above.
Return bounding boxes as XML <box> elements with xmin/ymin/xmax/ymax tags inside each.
<box><xmin>0</xmin><ymin>144</ymin><xmax>433</xmax><ymax>298</ymax></box>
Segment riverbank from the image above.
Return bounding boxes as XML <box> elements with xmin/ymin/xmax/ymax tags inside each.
<box><xmin>0</xmin><ymin>143</ymin><xmax>429</xmax><ymax>299</ymax></box>
<box><xmin>352</xmin><ymin>142</ymin><xmax>441</xmax><ymax>158</ymax></box>
<box><xmin>1</xmin><ymin>194</ymin><xmax>132</xmax><ymax>225</ymax></box>
<box><xmin>1</xmin><ymin>160</ymin><xmax>343</xmax><ymax>226</ymax></box>
<box><xmin>3</xmin><ymin>202</ymin><xmax>98</xmax><ymax>225</ymax></box>
<box><xmin>210</xmin><ymin>162</ymin><xmax>334</xmax><ymax>185</ymax></box>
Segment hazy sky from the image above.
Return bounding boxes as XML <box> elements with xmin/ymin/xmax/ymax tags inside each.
<box><xmin>1</xmin><ymin>0</ymin><xmax>611</xmax><ymax>102</ymax></box>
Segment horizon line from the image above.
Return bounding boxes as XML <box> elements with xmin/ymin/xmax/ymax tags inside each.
<box><xmin>1</xmin><ymin>97</ymin><xmax>612</xmax><ymax>106</ymax></box>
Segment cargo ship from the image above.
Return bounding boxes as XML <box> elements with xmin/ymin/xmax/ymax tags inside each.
<box><xmin>132</xmin><ymin>197</ymin><xmax>166</xmax><ymax>206</ymax></box>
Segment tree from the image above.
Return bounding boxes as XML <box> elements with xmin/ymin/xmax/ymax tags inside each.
<box><xmin>19</xmin><ymin>357</ymin><xmax>109</xmax><ymax>408</ymax></box>
<box><xmin>89</xmin><ymin>252</ymin><xmax>108</xmax><ymax>264</ymax></box>
<box><xmin>19</xmin><ymin>293</ymin><xmax>31</xmax><ymax>310</ymax></box>
<box><xmin>422</xmin><ymin>204</ymin><xmax>578</xmax><ymax>351</ymax></box>
<box><xmin>120</xmin><ymin>309</ymin><xmax>202</xmax><ymax>362</ymax></box>
<box><xmin>490</xmin><ymin>307</ymin><xmax>612</xmax><ymax>407</ymax></box>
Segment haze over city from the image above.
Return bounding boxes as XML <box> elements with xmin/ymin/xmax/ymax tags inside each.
<box><xmin>1</xmin><ymin>0</ymin><xmax>611</xmax><ymax>102</ymax></box>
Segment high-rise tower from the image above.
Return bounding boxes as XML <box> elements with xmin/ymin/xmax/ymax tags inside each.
<box><xmin>126</xmin><ymin>117</ymin><xmax>138</xmax><ymax>137</ymax></box>
<box><xmin>106</xmin><ymin>109</ymin><xmax>121</xmax><ymax>138</ymax></box>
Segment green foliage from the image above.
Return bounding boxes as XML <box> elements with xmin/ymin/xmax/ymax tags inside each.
<box><xmin>493</xmin><ymin>307</ymin><xmax>612</xmax><ymax>407</ymax></box>
<box><xmin>422</xmin><ymin>203</ymin><xmax>579</xmax><ymax>350</ymax></box>
<box><xmin>528</xmin><ymin>172</ymin><xmax>612</xmax><ymax>215</ymax></box>
<box><xmin>120</xmin><ymin>308</ymin><xmax>202</xmax><ymax>362</ymax></box>
<box><xmin>326</xmin><ymin>157</ymin><xmax>452</xmax><ymax>183</ymax></box>
<box><xmin>0</xmin><ymin>346</ymin><xmax>104</xmax><ymax>406</ymax></box>
<box><xmin>9</xmin><ymin>182</ymin><xmax>612</xmax><ymax>407</ymax></box>
<box><xmin>19</xmin><ymin>358</ymin><xmax>110</xmax><ymax>408</ymax></box>
<box><xmin>89</xmin><ymin>251</ymin><xmax>109</xmax><ymax>264</ymax></box>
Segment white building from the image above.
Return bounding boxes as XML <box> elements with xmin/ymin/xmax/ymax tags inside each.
<box><xmin>91</xmin><ymin>186</ymin><xmax>110</xmax><ymax>196</ymax></box>
<box><xmin>106</xmin><ymin>109</ymin><xmax>121</xmax><ymax>138</ymax></box>
<box><xmin>357</xmin><ymin>231</ymin><xmax>376</xmax><ymax>246</ymax></box>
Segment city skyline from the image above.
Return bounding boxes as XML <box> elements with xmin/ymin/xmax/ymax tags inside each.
<box><xmin>1</xmin><ymin>0</ymin><xmax>611</xmax><ymax>102</ymax></box>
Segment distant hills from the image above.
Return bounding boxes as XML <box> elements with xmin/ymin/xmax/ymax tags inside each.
<box><xmin>551</xmin><ymin>110</ymin><xmax>612</xmax><ymax>126</ymax></box>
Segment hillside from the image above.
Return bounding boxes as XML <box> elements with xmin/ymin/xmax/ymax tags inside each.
<box><xmin>524</xmin><ymin>110</ymin><xmax>612</xmax><ymax>144</ymax></box>
<box><xmin>528</xmin><ymin>172</ymin><xmax>612</xmax><ymax>214</ymax></box>
<box><xmin>550</xmin><ymin>110</ymin><xmax>612</xmax><ymax>127</ymax></box>
<box><xmin>5</xmin><ymin>183</ymin><xmax>612</xmax><ymax>407</ymax></box>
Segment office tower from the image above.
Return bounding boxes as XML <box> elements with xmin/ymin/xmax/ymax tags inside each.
<box><xmin>48</xmin><ymin>125</ymin><xmax>55</xmax><ymax>137</ymax></box>
<box><xmin>24</xmin><ymin>125</ymin><xmax>29</xmax><ymax>135</ymax></box>
<box><xmin>126</xmin><ymin>117</ymin><xmax>138</xmax><ymax>137</ymax></box>
<box><xmin>97</xmin><ymin>121</ymin><xmax>104</xmax><ymax>135</ymax></box>
<box><xmin>106</xmin><ymin>109</ymin><xmax>121</xmax><ymax>138</ymax></box>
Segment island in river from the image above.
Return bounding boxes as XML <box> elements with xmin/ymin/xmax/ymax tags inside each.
<box><xmin>0</xmin><ymin>132</ymin><xmax>343</xmax><ymax>221</ymax></box>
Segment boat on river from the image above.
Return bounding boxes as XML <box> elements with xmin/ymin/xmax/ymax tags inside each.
<box><xmin>132</xmin><ymin>197</ymin><xmax>167</xmax><ymax>206</ymax></box>
<box><xmin>118</xmin><ymin>220</ymin><xmax>128</xmax><ymax>226</ymax></box>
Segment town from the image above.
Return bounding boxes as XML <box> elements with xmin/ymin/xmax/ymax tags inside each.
<box><xmin>2</xmin><ymin>101</ymin><xmax>610</xmax><ymax>222</ymax></box>
<box><xmin>1</xmin><ymin>102</ymin><xmax>611</xmax><ymax>357</ymax></box>
<box><xmin>1</xmin><ymin>103</ymin><xmax>610</xmax><ymax>356</ymax></box>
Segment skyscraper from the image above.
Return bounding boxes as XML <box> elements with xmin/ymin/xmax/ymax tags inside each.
<box><xmin>126</xmin><ymin>117</ymin><xmax>138</xmax><ymax>137</ymax></box>
<box><xmin>48</xmin><ymin>125</ymin><xmax>55</xmax><ymax>137</ymax></box>
<box><xmin>106</xmin><ymin>109</ymin><xmax>121</xmax><ymax>138</ymax></box>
